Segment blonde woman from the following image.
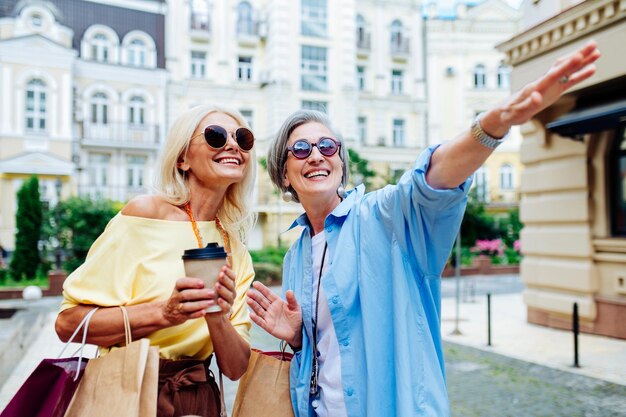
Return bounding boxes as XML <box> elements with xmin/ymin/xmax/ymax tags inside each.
<box><xmin>56</xmin><ymin>105</ymin><xmax>257</xmax><ymax>417</ymax></box>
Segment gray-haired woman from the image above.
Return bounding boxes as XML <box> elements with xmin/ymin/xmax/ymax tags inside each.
<box><xmin>247</xmin><ymin>42</ymin><xmax>600</xmax><ymax>417</ymax></box>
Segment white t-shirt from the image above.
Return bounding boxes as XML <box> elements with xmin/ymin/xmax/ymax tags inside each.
<box><xmin>311</xmin><ymin>232</ymin><xmax>348</xmax><ymax>417</ymax></box>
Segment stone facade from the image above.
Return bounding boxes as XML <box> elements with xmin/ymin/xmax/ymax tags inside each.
<box><xmin>498</xmin><ymin>0</ymin><xmax>626</xmax><ymax>339</ymax></box>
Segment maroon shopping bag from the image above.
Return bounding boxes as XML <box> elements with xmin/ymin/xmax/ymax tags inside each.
<box><xmin>0</xmin><ymin>356</ymin><xmax>88</xmax><ymax>417</ymax></box>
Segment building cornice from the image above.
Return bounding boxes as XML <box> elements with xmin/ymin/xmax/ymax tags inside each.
<box><xmin>497</xmin><ymin>0</ymin><xmax>626</xmax><ymax>66</ymax></box>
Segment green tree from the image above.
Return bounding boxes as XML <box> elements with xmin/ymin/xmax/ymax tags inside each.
<box><xmin>348</xmin><ymin>149</ymin><xmax>376</xmax><ymax>191</ymax></box>
<box><xmin>57</xmin><ymin>197</ymin><xmax>119</xmax><ymax>273</ymax></box>
<box><xmin>460</xmin><ymin>190</ymin><xmax>499</xmax><ymax>247</ymax></box>
<box><xmin>10</xmin><ymin>176</ymin><xmax>43</xmax><ymax>280</ymax></box>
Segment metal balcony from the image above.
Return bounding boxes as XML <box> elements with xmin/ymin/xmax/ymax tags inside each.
<box><xmin>81</xmin><ymin>123</ymin><xmax>161</xmax><ymax>148</ymax></box>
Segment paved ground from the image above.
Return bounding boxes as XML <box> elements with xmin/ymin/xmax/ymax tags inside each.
<box><xmin>445</xmin><ymin>343</ymin><xmax>626</xmax><ymax>417</ymax></box>
<box><xmin>1</xmin><ymin>274</ymin><xmax>625</xmax><ymax>416</ymax></box>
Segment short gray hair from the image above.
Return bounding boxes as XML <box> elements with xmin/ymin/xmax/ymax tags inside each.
<box><xmin>267</xmin><ymin>110</ymin><xmax>349</xmax><ymax>203</ymax></box>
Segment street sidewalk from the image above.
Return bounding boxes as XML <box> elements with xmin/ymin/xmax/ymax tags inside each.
<box><xmin>440</xmin><ymin>289</ymin><xmax>626</xmax><ymax>386</ymax></box>
<box><xmin>1</xmin><ymin>277</ymin><xmax>625</xmax><ymax>412</ymax></box>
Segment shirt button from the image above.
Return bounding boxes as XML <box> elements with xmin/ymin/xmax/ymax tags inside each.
<box><xmin>345</xmin><ymin>388</ymin><xmax>354</xmax><ymax>396</ymax></box>
<box><xmin>341</xmin><ymin>338</ymin><xmax>350</xmax><ymax>347</ymax></box>
<box><xmin>331</xmin><ymin>296</ymin><xmax>339</xmax><ymax>304</ymax></box>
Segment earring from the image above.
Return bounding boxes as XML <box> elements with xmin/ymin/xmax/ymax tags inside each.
<box><xmin>282</xmin><ymin>190</ymin><xmax>293</xmax><ymax>202</ymax></box>
<box><xmin>337</xmin><ymin>186</ymin><xmax>347</xmax><ymax>199</ymax></box>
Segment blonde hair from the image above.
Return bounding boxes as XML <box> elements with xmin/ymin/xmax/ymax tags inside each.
<box><xmin>155</xmin><ymin>105</ymin><xmax>257</xmax><ymax>241</ymax></box>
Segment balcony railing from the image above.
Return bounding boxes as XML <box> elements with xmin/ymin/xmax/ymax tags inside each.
<box><xmin>80</xmin><ymin>185</ymin><xmax>147</xmax><ymax>202</ymax></box>
<box><xmin>190</xmin><ymin>13</ymin><xmax>211</xmax><ymax>31</ymax></box>
<box><xmin>391</xmin><ymin>38</ymin><xmax>410</xmax><ymax>56</ymax></box>
<box><xmin>357</xmin><ymin>32</ymin><xmax>371</xmax><ymax>50</ymax></box>
<box><xmin>81</xmin><ymin>122</ymin><xmax>161</xmax><ymax>147</ymax></box>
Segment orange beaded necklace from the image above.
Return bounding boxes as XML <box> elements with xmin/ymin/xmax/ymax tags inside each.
<box><xmin>184</xmin><ymin>202</ymin><xmax>232</xmax><ymax>267</ymax></box>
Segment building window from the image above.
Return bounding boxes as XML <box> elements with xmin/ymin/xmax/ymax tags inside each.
<box><xmin>92</xmin><ymin>33</ymin><xmax>110</xmax><ymax>63</ymax></box>
<box><xmin>390</xmin><ymin>19</ymin><xmax>403</xmax><ymax>53</ymax></box>
<box><xmin>500</xmin><ymin>163</ymin><xmax>514</xmax><ymax>190</ymax></box>
<box><xmin>357</xmin><ymin>116</ymin><xmax>366</xmax><ymax>144</ymax></box>
<box><xmin>474</xmin><ymin>64</ymin><xmax>486</xmax><ymax>89</ymax></box>
<box><xmin>90</xmin><ymin>92</ymin><xmax>109</xmax><ymax>125</ymax></box>
<box><xmin>611</xmin><ymin>124</ymin><xmax>626</xmax><ymax>236</ymax></box>
<box><xmin>391</xmin><ymin>70</ymin><xmax>403</xmax><ymax>95</ymax></box>
<box><xmin>497</xmin><ymin>64</ymin><xmax>510</xmax><ymax>89</ymax></box>
<box><xmin>474</xmin><ymin>165</ymin><xmax>489</xmax><ymax>202</ymax></box>
<box><xmin>392</xmin><ymin>119</ymin><xmax>404</xmax><ymax>147</ymax></box>
<box><xmin>237</xmin><ymin>1</ymin><xmax>255</xmax><ymax>36</ymax></box>
<box><xmin>357</xmin><ymin>66</ymin><xmax>365</xmax><ymax>91</ymax></box>
<box><xmin>25</xmin><ymin>79</ymin><xmax>47</xmax><ymax>132</ymax></box>
<box><xmin>356</xmin><ymin>14</ymin><xmax>369</xmax><ymax>49</ymax></box>
<box><xmin>127</xmin><ymin>155</ymin><xmax>147</xmax><ymax>188</ymax></box>
<box><xmin>240</xmin><ymin>109</ymin><xmax>253</xmax><ymax>128</ymax></box>
<box><xmin>301</xmin><ymin>45</ymin><xmax>327</xmax><ymax>91</ymax></box>
<box><xmin>31</xmin><ymin>14</ymin><xmax>43</xmax><ymax>27</ymax></box>
<box><xmin>89</xmin><ymin>153</ymin><xmax>110</xmax><ymax>187</ymax></box>
<box><xmin>301</xmin><ymin>0</ymin><xmax>327</xmax><ymax>37</ymax></box>
<box><xmin>302</xmin><ymin>100</ymin><xmax>327</xmax><ymax>113</ymax></box>
<box><xmin>238</xmin><ymin>57</ymin><xmax>253</xmax><ymax>82</ymax></box>
<box><xmin>191</xmin><ymin>51</ymin><xmax>206</xmax><ymax>78</ymax></box>
<box><xmin>129</xmin><ymin>96</ymin><xmax>145</xmax><ymax>126</ymax></box>
<box><xmin>190</xmin><ymin>0</ymin><xmax>211</xmax><ymax>30</ymax></box>
<box><xmin>128</xmin><ymin>39</ymin><xmax>146</xmax><ymax>67</ymax></box>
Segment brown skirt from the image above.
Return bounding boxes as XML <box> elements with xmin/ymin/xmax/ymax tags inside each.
<box><xmin>157</xmin><ymin>356</ymin><xmax>221</xmax><ymax>417</ymax></box>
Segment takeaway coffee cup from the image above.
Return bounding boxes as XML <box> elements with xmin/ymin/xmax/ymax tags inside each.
<box><xmin>182</xmin><ymin>242</ymin><xmax>227</xmax><ymax>313</ymax></box>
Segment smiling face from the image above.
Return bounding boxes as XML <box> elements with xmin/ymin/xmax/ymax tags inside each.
<box><xmin>283</xmin><ymin>121</ymin><xmax>344</xmax><ymax>208</ymax></box>
<box><xmin>178</xmin><ymin>112</ymin><xmax>250</xmax><ymax>190</ymax></box>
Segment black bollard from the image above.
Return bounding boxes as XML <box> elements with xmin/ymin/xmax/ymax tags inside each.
<box><xmin>487</xmin><ymin>293</ymin><xmax>492</xmax><ymax>347</ymax></box>
<box><xmin>573</xmin><ymin>302</ymin><xmax>580</xmax><ymax>368</ymax></box>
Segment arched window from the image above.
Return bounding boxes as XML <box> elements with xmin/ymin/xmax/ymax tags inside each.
<box><xmin>390</xmin><ymin>20</ymin><xmax>403</xmax><ymax>52</ymax></box>
<box><xmin>500</xmin><ymin>163</ymin><xmax>514</xmax><ymax>190</ymax></box>
<box><xmin>91</xmin><ymin>92</ymin><xmax>109</xmax><ymax>125</ymax></box>
<box><xmin>25</xmin><ymin>79</ymin><xmax>47</xmax><ymax>132</ymax></box>
<box><xmin>474</xmin><ymin>64</ymin><xmax>486</xmax><ymax>89</ymax></box>
<box><xmin>237</xmin><ymin>1</ymin><xmax>255</xmax><ymax>36</ymax></box>
<box><xmin>497</xmin><ymin>64</ymin><xmax>510</xmax><ymax>89</ymax></box>
<box><xmin>92</xmin><ymin>33</ymin><xmax>111</xmax><ymax>63</ymax></box>
<box><xmin>611</xmin><ymin>125</ymin><xmax>626</xmax><ymax>236</ymax></box>
<box><xmin>129</xmin><ymin>96</ymin><xmax>145</xmax><ymax>126</ymax></box>
<box><xmin>128</xmin><ymin>39</ymin><xmax>146</xmax><ymax>67</ymax></box>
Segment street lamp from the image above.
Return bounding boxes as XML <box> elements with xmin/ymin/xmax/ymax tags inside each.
<box><xmin>54</xmin><ymin>177</ymin><xmax>62</xmax><ymax>270</ymax></box>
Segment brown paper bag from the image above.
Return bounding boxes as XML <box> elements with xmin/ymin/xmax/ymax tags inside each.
<box><xmin>63</xmin><ymin>306</ymin><xmax>158</xmax><ymax>417</ymax></box>
<box><xmin>231</xmin><ymin>349</ymin><xmax>294</xmax><ymax>417</ymax></box>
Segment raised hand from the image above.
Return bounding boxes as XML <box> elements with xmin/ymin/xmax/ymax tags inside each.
<box><xmin>483</xmin><ymin>41</ymin><xmax>601</xmax><ymax>137</ymax></box>
<box><xmin>247</xmin><ymin>281</ymin><xmax>303</xmax><ymax>348</ymax></box>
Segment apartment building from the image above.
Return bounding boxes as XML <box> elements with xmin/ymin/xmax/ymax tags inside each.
<box><xmin>425</xmin><ymin>0</ymin><xmax>522</xmax><ymax>207</ymax></box>
<box><xmin>0</xmin><ymin>0</ymin><xmax>168</xmax><ymax>249</ymax></box>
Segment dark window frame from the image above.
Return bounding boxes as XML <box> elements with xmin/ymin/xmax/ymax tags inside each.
<box><xmin>610</xmin><ymin>122</ymin><xmax>626</xmax><ymax>236</ymax></box>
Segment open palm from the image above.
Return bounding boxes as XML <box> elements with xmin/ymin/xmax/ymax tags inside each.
<box><xmin>247</xmin><ymin>281</ymin><xmax>303</xmax><ymax>347</ymax></box>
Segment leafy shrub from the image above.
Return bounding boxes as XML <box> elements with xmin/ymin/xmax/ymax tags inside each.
<box><xmin>250</xmin><ymin>246</ymin><xmax>288</xmax><ymax>266</ymax></box>
<box><xmin>253</xmin><ymin>262</ymin><xmax>283</xmax><ymax>286</ymax></box>
<box><xmin>55</xmin><ymin>197</ymin><xmax>119</xmax><ymax>273</ymax></box>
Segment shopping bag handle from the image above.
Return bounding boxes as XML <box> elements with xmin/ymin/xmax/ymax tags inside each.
<box><xmin>57</xmin><ymin>307</ymin><xmax>99</xmax><ymax>380</ymax></box>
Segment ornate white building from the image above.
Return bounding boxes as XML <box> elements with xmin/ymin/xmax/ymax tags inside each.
<box><xmin>166</xmin><ymin>0</ymin><xmax>428</xmax><ymax>248</ymax></box>
<box><xmin>425</xmin><ymin>0</ymin><xmax>522</xmax><ymax>207</ymax></box>
<box><xmin>1</xmin><ymin>0</ymin><xmax>523</xmax><ymax>251</ymax></box>
<box><xmin>0</xmin><ymin>0</ymin><xmax>168</xmax><ymax>250</ymax></box>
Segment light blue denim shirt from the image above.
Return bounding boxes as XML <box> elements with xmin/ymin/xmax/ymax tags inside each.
<box><xmin>282</xmin><ymin>145</ymin><xmax>472</xmax><ymax>417</ymax></box>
